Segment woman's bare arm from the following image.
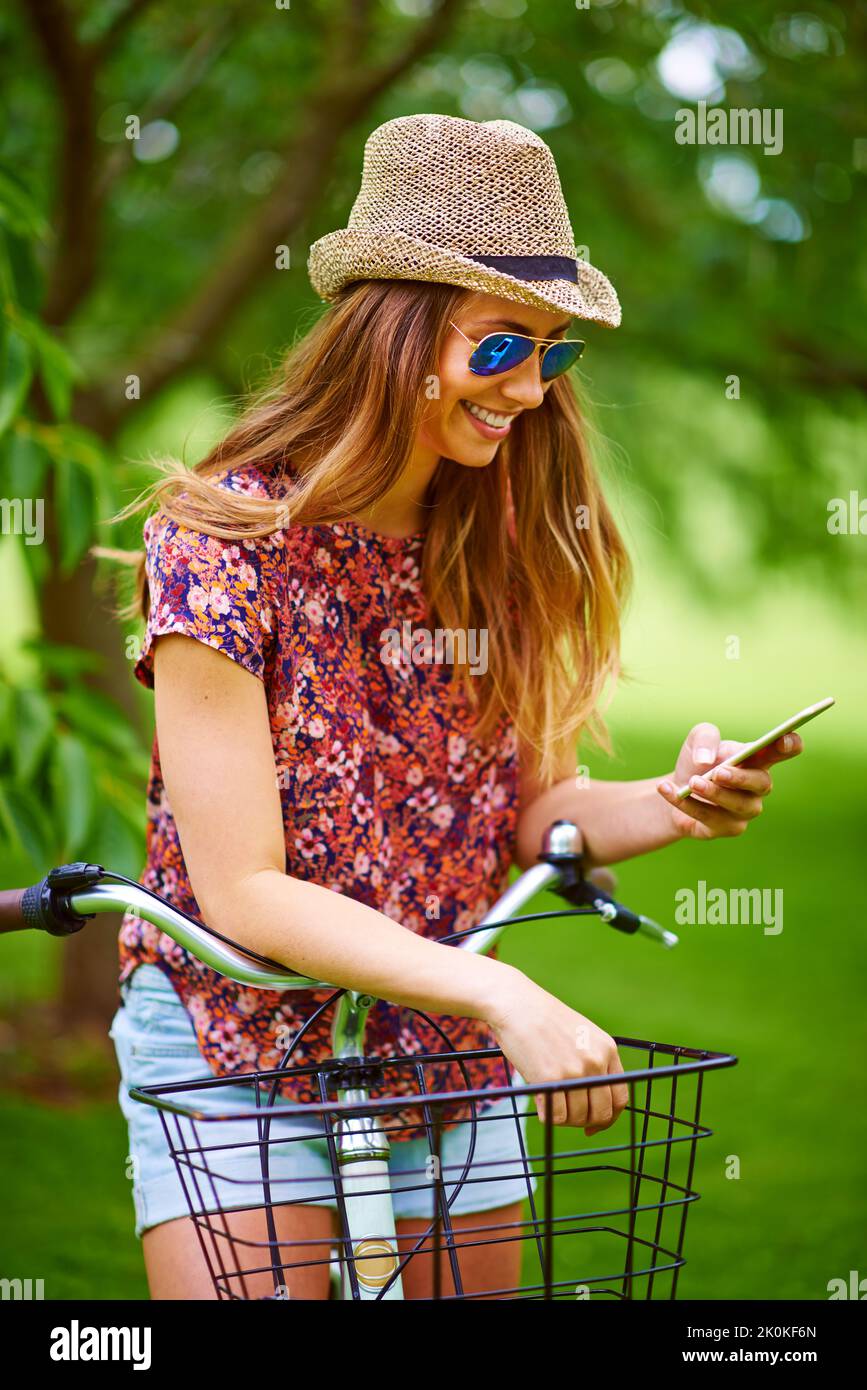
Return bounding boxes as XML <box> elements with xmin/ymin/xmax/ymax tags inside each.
<box><xmin>152</xmin><ymin>633</ymin><xmax>519</xmax><ymax>1020</ymax></box>
<box><xmin>152</xmin><ymin>633</ymin><xmax>628</xmax><ymax>1132</ymax></box>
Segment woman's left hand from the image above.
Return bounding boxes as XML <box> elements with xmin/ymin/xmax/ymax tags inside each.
<box><xmin>656</xmin><ymin>723</ymin><xmax>804</xmax><ymax>840</ymax></box>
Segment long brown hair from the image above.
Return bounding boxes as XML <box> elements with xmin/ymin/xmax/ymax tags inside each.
<box><xmin>107</xmin><ymin>280</ymin><xmax>631</xmax><ymax>788</ymax></box>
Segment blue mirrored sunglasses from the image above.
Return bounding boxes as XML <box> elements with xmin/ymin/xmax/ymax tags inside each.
<box><xmin>450</xmin><ymin>321</ymin><xmax>586</xmax><ymax>381</ymax></box>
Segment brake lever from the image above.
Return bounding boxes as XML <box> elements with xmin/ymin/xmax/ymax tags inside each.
<box><xmin>538</xmin><ymin>820</ymin><xmax>678</xmax><ymax>949</ymax></box>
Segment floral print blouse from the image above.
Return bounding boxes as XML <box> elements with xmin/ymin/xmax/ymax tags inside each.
<box><xmin>119</xmin><ymin>462</ymin><xmax>521</xmax><ymax>1139</ymax></box>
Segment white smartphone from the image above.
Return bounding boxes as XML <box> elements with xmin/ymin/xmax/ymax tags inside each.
<box><xmin>675</xmin><ymin>697</ymin><xmax>835</xmax><ymax>801</ymax></box>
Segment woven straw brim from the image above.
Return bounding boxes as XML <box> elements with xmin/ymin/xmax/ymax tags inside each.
<box><xmin>308</xmin><ymin>227</ymin><xmax>621</xmax><ymax>329</ymax></box>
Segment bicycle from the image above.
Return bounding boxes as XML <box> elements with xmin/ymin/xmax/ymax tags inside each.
<box><xmin>0</xmin><ymin>819</ymin><xmax>737</xmax><ymax>1300</ymax></box>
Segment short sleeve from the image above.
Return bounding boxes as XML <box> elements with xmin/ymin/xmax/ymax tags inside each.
<box><xmin>134</xmin><ymin>507</ymin><xmax>283</xmax><ymax>690</ymax></box>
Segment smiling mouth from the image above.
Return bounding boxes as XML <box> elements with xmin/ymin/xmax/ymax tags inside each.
<box><xmin>460</xmin><ymin>400</ymin><xmax>519</xmax><ymax>436</ymax></box>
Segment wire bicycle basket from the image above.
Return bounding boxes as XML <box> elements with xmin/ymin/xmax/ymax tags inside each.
<box><xmin>130</xmin><ymin>1034</ymin><xmax>737</xmax><ymax>1301</ymax></box>
<box><xmin>0</xmin><ymin>830</ymin><xmax>738</xmax><ymax>1300</ymax></box>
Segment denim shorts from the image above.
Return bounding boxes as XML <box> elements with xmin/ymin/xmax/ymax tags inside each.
<box><xmin>110</xmin><ymin>964</ymin><xmax>537</xmax><ymax>1238</ymax></box>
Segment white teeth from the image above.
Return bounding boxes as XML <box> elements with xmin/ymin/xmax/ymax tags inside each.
<box><xmin>463</xmin><ymin>401</ymin><xmax>513</xmax><ymax>429</ymax></box>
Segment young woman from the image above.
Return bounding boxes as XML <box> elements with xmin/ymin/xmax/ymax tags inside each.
<box><xmin>110</xmin><ymin>114</ymin><xmax>801</xmax><ymax>1301</ymax></box>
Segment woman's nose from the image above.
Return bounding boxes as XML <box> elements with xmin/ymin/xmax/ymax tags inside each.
<box><xmin>499</xmin><ymin>351</ymin><xmax>547</xmax><ymax>408</ymax></box>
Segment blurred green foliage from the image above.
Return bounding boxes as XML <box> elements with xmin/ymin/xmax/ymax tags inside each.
<box><xmin>2</xmin><ymin>0</ymin><xmax>864</xmax><ymax>572</ymax></box>
<box><xmin>1</xmin><ymin>3</ymin><xmax>864</xmax><ymax>861</ymax></box>
<box><xmin>0</xmin><ymin>0</ymin><xmax>864</xmax><ymax>1300</ymax></box>
<box><xmin>0</xmin><ymin>0</ymin><xmax>861</xmax><ymax>916</ymax></box>
<box><xmin>0</xmin><ymin>172</ymin><xmax>148</xmax><ymax>877</ymax></box>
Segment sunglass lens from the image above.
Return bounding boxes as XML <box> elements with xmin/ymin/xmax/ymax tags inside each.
<box><xmin>469</xmin><ymin>333</ymin><xmax>535</xmax><ymax>375</ymax></box>
<box><xmin>540</xmin><ymin>340</ymin><xmax>585</xmax><ymax>380</ymax></box>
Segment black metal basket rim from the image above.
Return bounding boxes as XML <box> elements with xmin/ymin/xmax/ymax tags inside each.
<box><xmin>131</xmin><ymin>1033</ymin><xmax>736</xmax><ymax>1104</ymax></box>
<box><xmin>131</xmin><ymin>1035</ymin><xmax>737</xmax><ymax>1095</ymax></box>
<box><xmin>129</xmin><ymin>1046</ymin><xmax>738</xmax><ymax>1123</ymax></box>
<box><xmin>143</xmin><ymin>1039</ymin><xmax>739</xmax><ymax>1100</ymax></box>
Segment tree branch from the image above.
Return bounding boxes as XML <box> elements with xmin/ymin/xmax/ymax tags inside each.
<box><xmin>341</xmin><ymin>0</ymin><xmax>464</xmax><ymax>107</ymax></box>
<box><xmin>75</xmin><ymin>0</ymin><xmax>468</xmax><ymax>437</ymax></box>
<box><xmin>772</xmin><ymin>334</ymin><xmax>867</xmax><ymax>395</ymax></box>
<box><xmin>19</xmin><ymin>0</ymin><xmax>101</xmax><ymax>324</ymax></box>
<box><xmin>18</xmin><ymin>0</ymin><xmax>84</xmax><ymax>93</ymax></box>
<box><xmin>93</xmin><ymin>0</ymin><xmax>158</xmax><ymax>62</ymax></box>
<box><xmin>94</xmin><ymin>15</ymin><xmax>239</xmax><ymax>200</ymax></box>
<box><xmin>329</xmin><ymin>0</ymin><xmax>377</xmax><ymax>71</ymax></box>
<box><xmin>21</xmin><ymin>0</ymin><xmax>224</xmax><ymax>325</ymax></box>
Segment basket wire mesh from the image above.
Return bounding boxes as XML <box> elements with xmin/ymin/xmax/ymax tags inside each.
<box><xmin>130</xmin><ymin>1032</ymin><xmax>735</xmax><ymax>1301</ymax></box>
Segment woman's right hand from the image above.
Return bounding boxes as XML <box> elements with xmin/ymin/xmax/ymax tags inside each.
<box><xmin>486</xmin><ymin>975</ymin><xmax>628</xmax><ymax>1134</ymax></box>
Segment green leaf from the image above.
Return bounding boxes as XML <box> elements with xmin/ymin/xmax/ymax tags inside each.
<box><xmin>0</xmin><ymin>224</ymin><xmax>43</xmax><ymax>314</ymax></box>
<box><xmin>13</xmin><ymin>312</ymin><xmax>79</xmax><ymax>421</ymax></box>
<box><xmin>0</xmin><ymin>232</ymin><xmax>12</xmax><ymax>306</ymax></box>
<box><xmin>0</xmin><ymin>679</ymin><xmax>13</xmax><ymax>758</ymax></box>
<box><xmin>52</xmin><ymin>423</ymin><xmax>118</xmax><ymax>531</ymax></box>
<box><xmin>55</xmin><ymin>456</ymin><xmax>95</xmax><ymax>573</ymax></box>
<box><xmin>50</xmin><ymin>733</ymin><xmax>94</xmax><ymax>857</ymax></box>
<box><xmin>0</xmin><ymin>168</ymin><xmax>50</xmax><ymax>241</ymax></box>
<box><xmin>5</xmin><ymin>430</ymin><xmax>48</xmax><ymax>498</ymax></box>
<box><xmin>95</xmin><ymin>766</ymin><xmax>147</xmax><ymax>836</ymax></box>
<box><xmin>0</xmin><ymin>330</ymin><xmax>33</xmax><ymax>437</ymax></box>
<box><xmin>52</xmin><ymin>422</ymin><xmax>109</xmax><ymax>476</ymax></box>
<box><xmin>89</xmin><ymin>801</ymin><xmax>144</xmax><ymax>880</ymax></box>
<box><xmin>11</xmin><ymin>687</ymin><xmax>54</xmax><ymax>781</ymax></box>
<box><xmin>20</xmin><ymin>638</ymin><xmax>103</xmax><ymax>681</ymax></box>
<box><xmin>16</xmin><ymin>524</ymin><xmax>50</xmax><ymax>589</ymax></box>
<box><xmin>0</xmin><ymin>784</ymin><xmax>55</xmax><ymax>871</ymax></box>
<box><xmin>56</xmin><ymin>686</ymin><xmax>140</xmax><ymax>756</ymax></box>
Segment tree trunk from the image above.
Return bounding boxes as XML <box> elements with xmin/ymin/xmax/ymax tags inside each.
<box><xmin>42</xmin><ymin>487</ymin><xmax>144</xmax><ymax>1031</ymax></box>
<box><xmin>24</xmin><ymin>0</ymin><xmax>468</xmax><ymax>1035</ymax></box>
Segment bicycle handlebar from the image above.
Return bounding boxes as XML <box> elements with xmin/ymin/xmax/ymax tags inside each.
<box><xmin>0</xmin><ymin>820</ymin><xmax>677</xmax><ymax>990</ymax></box>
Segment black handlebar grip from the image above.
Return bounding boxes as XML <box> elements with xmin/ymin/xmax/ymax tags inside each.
<box><xmin>0</xmin><ymin>864</ymin><xmax>104</xmax><ymax>937</ymax></box>
<box><xmin>24</xmin><ymin>878</ymin><xmax>90</xmax><ymax>935</ymax></box>
<box><xmin>588</xmin><ymin>885</ymin><xmax>642</xmax><ymax>935</ymax></box>
<box><xmin>0</xmin><ymin>882</ymin><xmax>81</xmax><ymax>935</ymax></box>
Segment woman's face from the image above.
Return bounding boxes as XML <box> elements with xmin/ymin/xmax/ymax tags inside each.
<box><xmin>418</xmin><ymin>291</ymin><xmax>574</xmax><ymax>468</ymax></box>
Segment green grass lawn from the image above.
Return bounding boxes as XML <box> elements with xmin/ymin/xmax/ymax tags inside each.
<box><xmin>0</xmin><ymin>1092</ymin><xmax>149</xmax><ymax>1299</ymax></box>
<box><xmin>0</xmin><ymin>724</ymin><xmax>864</xmax><ymax>1300</ymax></box>
<box><xmin>504</xmin><ymin>723</ymin><xmax>867</xmax><ymax>1300</ymax></box>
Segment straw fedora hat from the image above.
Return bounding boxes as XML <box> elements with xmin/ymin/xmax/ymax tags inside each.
<box><xmin>307</xmin><ymin>113</ymin><xmax>621</xmax><ymax>329</ymax></box>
